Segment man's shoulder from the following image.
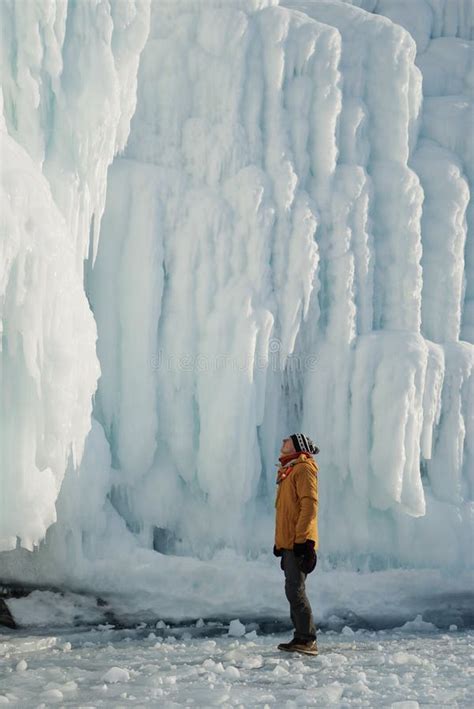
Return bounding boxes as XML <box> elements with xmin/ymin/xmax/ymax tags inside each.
<box><xmin>293</xmin><ymin>455</ymin><xmax>318</xmax><ymax>474</ymax></box>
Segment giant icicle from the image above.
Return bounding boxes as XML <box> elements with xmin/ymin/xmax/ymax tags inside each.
<box><xmin>89</xmin><ymin>0</ymin><xmax>331</xmax><ymax>551</ymax></box>
<box><xmin>0</xmin><ymin>0</ymin><xmax>151</xmax><ymax>550</ymax></box>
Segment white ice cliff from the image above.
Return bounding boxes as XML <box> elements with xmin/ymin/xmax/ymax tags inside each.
<box><xmin>1</xmin><ymin>0</ymin><xmax>150</xmax><ymax>551</ymax></box>
<box><xmin>0</xmin><ymin>0</ymin><xmax>472</xmax><ymax>588</ymax></box>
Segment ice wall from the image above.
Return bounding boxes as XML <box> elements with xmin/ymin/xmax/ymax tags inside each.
<box><xmin>89</xmin><ymin>0</ymin><xmax>334</xmax><ymax>551</ymax></box>
<box><xmin>86</xmin><ymin>0</ymin><xmax>472</xmax><ymax>567</ymax></box>
<box><xmin>1</xmin><ymin>0</ymin><xmax>472</xmax><ymax>579</ymax></box>
<box><xmin>0</xmin><ymin>0</ymin><xmax>150</xmax><ymax>551</ymax></box>
<box><xmin>0</xmin><ymin>122</ymin><xmax>98</xmax><ymax>552</ymax></box>
<box><xmin>284</xmin><ymin>0</ymin><xmax>473</xmax><ymax>565</ymax></box>
<box><xmin>344</xmin><ymin>0</ymin><xmax>473</xmax><ymax>344</ymax></box>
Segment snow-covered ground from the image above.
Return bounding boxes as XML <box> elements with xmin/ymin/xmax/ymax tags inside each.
<box><xmin>1</xmin><ymin>623</ymin><xmax>472</xmax><ymax>706</ymax></box>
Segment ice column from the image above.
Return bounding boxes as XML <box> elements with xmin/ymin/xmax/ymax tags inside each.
<box><xmin>1</xmin><ymin>0</ymin><xmax>150</xmax><ymax>268</ymax></box>
<box><xmin>0</xmin><ymin>0</ymin><xmax>150</xmax><ymax>550</ymax></box>
<box><xmin>91</xmin><ymin>1</ymin><xmax>344</xmax><ymax>547</ymax></box>
<box><xmin>285</xmin><ymin>2</ymin><xmax>426</xmax><ymax>547</ymax></box>
<box><xmin>290</xmin><ymin>0</ymin><xmax>473</xmax><ymax>559</ymax></box>
<box><xmin>0</xmin><ymin>128</ymin><xmax>99</xmax><ymax>551</ymax></box>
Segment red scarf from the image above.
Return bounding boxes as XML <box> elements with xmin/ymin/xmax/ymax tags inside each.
<box><xmin>276</xmin><ymin>451</ymin><xmax>312</xmax><ymax>484</ymax></box>
<box><xmin>279</xmin><ymin>451</ymin><xmax>305</xmax><ymax>466</ymax></box>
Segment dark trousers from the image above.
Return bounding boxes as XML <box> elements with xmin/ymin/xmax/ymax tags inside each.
<box><xmin>282</xmin><ymin>549</ymin><xmax>316</xmax><ymax>642</ymax></box>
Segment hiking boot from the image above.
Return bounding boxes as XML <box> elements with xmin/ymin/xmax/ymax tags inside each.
<box><xmin>278</xmin><ymin>638</ymin><xmax>318</xmax><ymax>656</ymax></box>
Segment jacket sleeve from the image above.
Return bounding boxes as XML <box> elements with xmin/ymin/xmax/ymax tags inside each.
<box><xmin>294</xmin><ymin>465</ymin><xmax>318</xmax><ymax>543</ymax></box>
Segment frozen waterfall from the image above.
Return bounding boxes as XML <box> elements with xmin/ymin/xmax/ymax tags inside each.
<box><xmin>0</xmin><ymin>0</ymin><xmax>472</xmax><ymax>592</ymax></box>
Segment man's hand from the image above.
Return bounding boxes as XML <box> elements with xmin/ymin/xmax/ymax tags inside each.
<box><xmin>293</xmin><ymin>540</ymin><xmax>317</xmax><ymax>573</ymax></box>
<box><xmin>293</xmin><ymin>542</ymin><xmax>309</xmax><ymax>557</ymax></box>
<box><xmin>273</xmin><ymin>545</ymin><xmax>283</xmax><ymax>557</ymax></box>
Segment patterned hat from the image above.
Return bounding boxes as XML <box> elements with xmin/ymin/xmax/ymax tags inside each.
<box><xmin>290</xmin><ymin>433</ymin><xmax>319</xmax><ymax>455</ymax></box>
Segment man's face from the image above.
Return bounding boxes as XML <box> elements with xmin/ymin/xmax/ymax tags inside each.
<box><xmin>280</xmin><ymin>437</ymin><xmax>296</xmax><ymax>455</ymax></box>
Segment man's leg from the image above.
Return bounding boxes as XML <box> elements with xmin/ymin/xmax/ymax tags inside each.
<box><xmin>282</xmin><ymin>550</ymin><xmax>316</xmax><ymax>642</ymax></box>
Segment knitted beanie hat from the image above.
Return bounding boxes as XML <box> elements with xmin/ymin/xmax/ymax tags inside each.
<box><xmin>290</xmin><ymin>433</ymin><xmax>319</xmax><ymax>455</ymax></box>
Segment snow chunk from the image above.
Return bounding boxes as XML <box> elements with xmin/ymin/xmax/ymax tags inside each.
<box><xmin>203</xmin><ymin>659</ymin><xmax>225</xmax><ymax>674</ymax></box>
<box><xmin>101</xmin><ymin>667</ymin><xmax>130</xmax><ymax>683</ymax></box>
<box><xmin>15</xmin><ymin>660</ymin><xmax>27</xmax><ymax>672</ymax></box>
<box><xmin>298</xmin><ymin>682</ymin><xmax>343</xmax><ymax>704</ymax></box>
<box><xmin>42</xmin><ymin>689</ymin><xmax>63</xmax><ymax>703</ymax></box>
<box><xmin>321</xmin><ymin>653</ymin><xmax>348</xmax><ymax>668</ymax></box>
<box><xmin>396</xmin><ymin>615</ymin><xmax>437</xmax><ymax>633</ymax></box>
<box><xmin>242</xmin><ymin>654</ymin><xmax>263</xmax><ymax>669</ymax></box>
<box><xmin>225</xmin><ymin>665</ymin><xmax>240</xmax><ymax>679</ymax></box>
<box><xmin>392</xmin><ymin>652</ymin><xmax>424</xmax><ymax>666</ymax></box>
<box><xmin>272</xmin><ymin>664</ymin><xmax>289</xmax><ymax>678</ymax></box>
<box><xmin>228</xmin><ymin>619</ymin><xmax>246</xmax><ymax>637</ymax></box>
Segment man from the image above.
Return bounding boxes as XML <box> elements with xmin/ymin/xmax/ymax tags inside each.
<box><xmin>273</xmin><ymin>433</ymin><xmax>319</xmax><ymax>656</ymax></box>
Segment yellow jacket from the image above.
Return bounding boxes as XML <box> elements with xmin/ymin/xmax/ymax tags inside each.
<box><xmin>274</xmin><ymin>454</ymin><xmax>318</xmax><ymax>550</ymax></box>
